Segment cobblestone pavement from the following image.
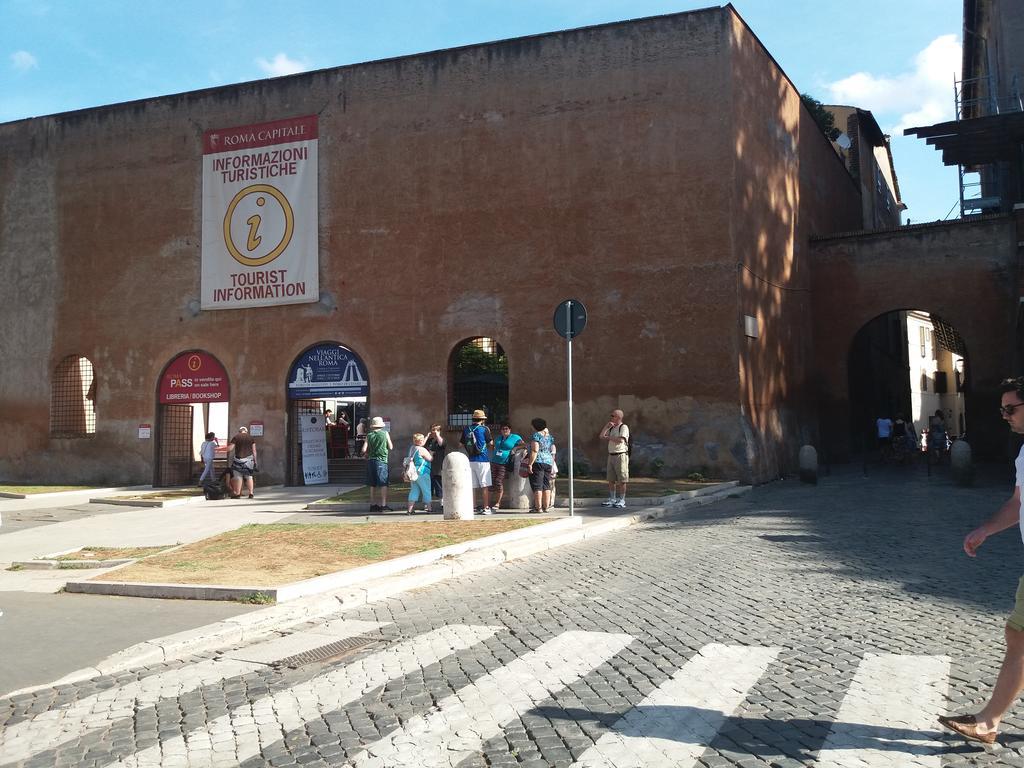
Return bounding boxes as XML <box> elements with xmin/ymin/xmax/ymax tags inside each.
<box><xmin>4</xmin><ymin>465</ymin><xmax>1024</xmax><ymax>767</ymax></box>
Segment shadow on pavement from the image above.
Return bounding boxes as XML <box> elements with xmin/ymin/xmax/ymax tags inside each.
<box><xmin>639</xmin><ymin>463</ymin><xmax>1021</xmax><ymax>615</ymax></box>
<box><xmin>534</xmin><ymin>704</ymin><xmax>1023</xmax><ymax>760</ymax></box>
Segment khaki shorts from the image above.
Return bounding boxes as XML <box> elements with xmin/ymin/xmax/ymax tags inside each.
<box><xmin>1009</xmin><ymin>576</ymin><xmax>1024</xmax><ymax>632</ymax></box>
<box><xmin>606</xmin><ymin>452</ymin><xmax>629</xmax><ymax>483</ymax></box>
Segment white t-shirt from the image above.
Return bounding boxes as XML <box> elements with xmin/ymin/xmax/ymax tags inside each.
<box><xmin>1016</xmin><ymin>443</ymin><xmax>1024</xmax><ymax>544</ymax></box>
<box><xmin>607</xmin><ymin>423</ymin><xmax>630</xmax><ymax>455</ymax></box>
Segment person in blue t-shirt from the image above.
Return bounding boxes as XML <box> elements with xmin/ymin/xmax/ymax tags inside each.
<box><xmin>460</xmin><ymin>409</ymin><xmax>494</xmax><ymax>513</ymax></box>
<box><xmin>527</xmin><ymin>417</ymin><xmax>557</xmax><ymax>513</ymax></box>
<box><xmin>490</xmin><ymin>423</ymin><xmax>522</xmax><ymax>512</ymax></box>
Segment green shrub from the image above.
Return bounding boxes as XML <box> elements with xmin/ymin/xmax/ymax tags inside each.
<box><xmin>238</xmin><ymin>591</ymin><xmax>275</xmax><ymax>604</ymax></box>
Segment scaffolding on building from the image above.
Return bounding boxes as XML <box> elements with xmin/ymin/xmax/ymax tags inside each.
<box><xmin>953</xmin><ymin>73</ymin><xmax>1023</xmax><ymax>217</ymax></box>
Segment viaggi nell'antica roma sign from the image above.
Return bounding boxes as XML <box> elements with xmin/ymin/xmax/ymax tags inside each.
<box><xmin>200</xmin><ymin>115</ymin><xmax>319</xmax><ymax>310</ymax></box>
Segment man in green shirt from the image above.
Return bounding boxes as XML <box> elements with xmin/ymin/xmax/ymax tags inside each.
<box><xmin>360</xmin><ymin>416</ymin><xmax>394</xmax><ymax>512</ymax></box>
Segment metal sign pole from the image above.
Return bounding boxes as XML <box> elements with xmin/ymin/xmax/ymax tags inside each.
<box><xmin>566</xmin><ymin>301</ymin><xmax>574</xmax><ymax>518</ymax></box>
<box><xmin>553</xmin><ymin>298</ymin><xmax>585</xmax><ymax>519</ymax></box>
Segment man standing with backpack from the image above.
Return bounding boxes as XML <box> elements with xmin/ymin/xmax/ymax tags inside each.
<box><xmin>600</xmin><ymin>409</ymin><xmax>630</xmax><ymax>508</ymax></box>
<box><xmin>461</xmin><ymin>409</ymin><xmax>494</xmax><ymax>514</ymax></box>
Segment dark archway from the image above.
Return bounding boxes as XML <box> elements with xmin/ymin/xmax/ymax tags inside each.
<box><xmin>847</xmin><ymin>309</ymin><xmax>968</xmax><ymax>458</ymax></box>
<box><xmin>811</xmin><ymin>216</ymin><xmax>1015</xmax><ymax>465</ymax></box>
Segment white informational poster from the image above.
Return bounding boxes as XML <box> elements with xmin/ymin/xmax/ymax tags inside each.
<box><xmin>201</xmin><ymin>115</ymin><xmax>319</xmax><ymax>310</ymax></box>
<box><xmin>300</xmin><ymin>413</ymin><xmax>329</xmax><ymax>485</ymax></box>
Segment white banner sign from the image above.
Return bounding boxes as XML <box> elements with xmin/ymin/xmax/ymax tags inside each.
<box><xmin>201</xmin><ymin>116</ymin><xmax>319</xmax><ymax>310</ymax></box>
<box><xmin>300</xmin><ymin>413</ymin><xmax>329</xmax><ymax>485</ymax></box>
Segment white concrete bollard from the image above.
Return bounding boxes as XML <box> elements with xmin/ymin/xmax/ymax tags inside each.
<box><xmin>799</xmin><ymin>445</ymin><xmax>818</xmax><ymax>485</ymax></box>
<box><xmin>509</xmin><ymin>453</ymin><xmax>532</xmax><ymax>510</ymax></box>
<box><xmin>442</xmin><ymin>451</ymin><xmax>475</xmax><ymax>520</ymax></box>
<box><xmin>951</xmin><ymin>439</ymin><xmax>973</xmax><ymax>486</ymax></box>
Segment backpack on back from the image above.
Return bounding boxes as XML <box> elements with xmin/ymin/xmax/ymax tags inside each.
<box><xmin>464</xmin><ymin>425</ymin><xmax>488</xmax><ymax>457</ymax></box>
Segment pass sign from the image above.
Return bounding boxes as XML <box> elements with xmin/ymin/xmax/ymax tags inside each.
<box><xmin>158</xmin><ymin>352</ymin><xmax>229</xmax><ymax>404</ymax></box>
<box><xmin>553</xmin><ymin>299</ymin><xmax>588</xmax><ymax>339</ymax></box>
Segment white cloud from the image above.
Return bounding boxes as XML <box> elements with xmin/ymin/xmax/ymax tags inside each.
<box><xmin>826</xmin><ymin>34</ymin><xmax>961</xmax><ymax>132</ymax></box>
<box><xmin>10</xmin><ymin>50</ymin><xmax>38</xmax><ymax>72</ymax></box>
<box><xmin>255</xmin><ymin>53</ymin><xmax>310</xmax><ymax>77</ymax></box>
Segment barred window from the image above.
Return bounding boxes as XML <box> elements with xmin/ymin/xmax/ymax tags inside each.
<box><xmin>50</xmin><ymin>355</ymin><xmax>96</xmax><ymax>437</ymax></box>
<box><xmin>449</xmin><ymin>337</ymin><xmax>508</xmax><ymax>427</ymax></box>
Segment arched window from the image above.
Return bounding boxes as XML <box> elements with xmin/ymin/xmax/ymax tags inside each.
<box><xmin>50</xmin><ymin>355</ymin><xmax>96</xmax><ymax>437</ymax></box>
<box><xmin>449</xmin><ymin>337</ymin><xmax>508</xmax><ymax>427</ymax></box>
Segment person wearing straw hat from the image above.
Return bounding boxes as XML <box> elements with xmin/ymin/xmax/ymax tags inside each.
<box><xmin>360</xmin><ymin>416</ymin><xmax>394</xmax><ymax>512</ymax></box>
<box><xmin>460</xmin><ymin>409</ymin><xmax>494</xmax><ymax>514</ymax></box>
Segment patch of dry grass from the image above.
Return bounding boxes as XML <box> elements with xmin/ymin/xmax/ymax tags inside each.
<box><xmin>95</xmin><ymin>520</ymin><xmax>544</xmax><ymax>586</ymax></box>
<box><xmin>0</xmin><ymin>485</ymin><xmax>97</xmax><ymax>494</ymax></box>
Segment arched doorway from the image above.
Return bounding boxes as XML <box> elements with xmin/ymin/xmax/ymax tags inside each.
<box><xmin>154</xmin><ymin>351</ymin><xmax>230</xmax><ymax>486</ymax></box>
<box><xmin>286</xmin><ymin>343</ymin><xmax>370</xmax><ymax>485</ymax></box>
<box><xmin>50</xmin><ymin>355</ymin><xmax>97</xmax><ymax>438</ymax></box>
<box><xmin>448</xmin><ymin>337</ymin><xmax>508</xmax><ymax>428</ymax></box>
<box><xmin>848</xmin><ymin>309</ymin><xmax>968</xmax><ymax>459</ymax></box>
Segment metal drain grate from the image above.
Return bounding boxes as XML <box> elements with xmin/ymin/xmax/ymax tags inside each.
<box><xmin>758</xmin><ymin>534</ymin><xmax>825</xmax><ymax>543</ymax></box>
<box><xmin>273</xmin><ymin>636</ymin><xmax>379</xmax><ymax>669</ymax></box>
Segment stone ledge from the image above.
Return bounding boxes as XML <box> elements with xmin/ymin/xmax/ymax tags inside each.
<box><xmin>86</xmin><ymin>495</ymin><xmax>204</xmax><ymax>508</ymax></box>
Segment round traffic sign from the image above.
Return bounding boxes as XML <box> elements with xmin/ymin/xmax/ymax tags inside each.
<box><xmin>553</xmin><ymin>299</ymin><xmax>588</xmax><ymax>339</ymax></box>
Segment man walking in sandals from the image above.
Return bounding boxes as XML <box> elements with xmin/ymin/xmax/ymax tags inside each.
<box><xmin>939</xmin><ymin>377</ymin><xmax>1024</xmax><ymax>745</ymax></box>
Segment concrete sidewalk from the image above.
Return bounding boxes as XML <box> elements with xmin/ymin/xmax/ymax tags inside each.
<box><xmin>0</xmin><ymin>485</ymin><xmax>358</xmax><ymax>592</ymax></box>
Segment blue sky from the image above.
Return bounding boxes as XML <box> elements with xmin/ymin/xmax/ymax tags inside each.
<box><xmin>1</xmin><ymin>0</ymin><xmax>962</xmax><ymax>223</ymax></box>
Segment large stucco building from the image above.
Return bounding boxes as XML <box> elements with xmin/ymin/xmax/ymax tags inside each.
<box><xmin>2</xmin><ymin>3</ymin><xmax>1019</xmax><ymax>487</ymax></box>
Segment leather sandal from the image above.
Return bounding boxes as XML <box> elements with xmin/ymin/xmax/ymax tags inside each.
<box><xmin>938</xmin><ymin>714</ymin><xmax>997</xmax><ymax>745</ymax></box>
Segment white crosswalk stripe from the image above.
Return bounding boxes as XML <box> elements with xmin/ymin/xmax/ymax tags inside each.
<box><xmin>347</xmin><ymin>630</ymin><xmax>634</xmax><ymax>767</ymax></box>
<box><xmin>106</xmin><ymin>624</ymin><xmax>502</xmax><ymax>768</ymax></box>
<box><xmin>0</xmin><ymin>657</ymin><xmax>262</xmax><ymax>765</ymax></box>
<box><xmin>814</xmin><ymin>653</ymin><xmax>950</xmax><ymax>767</ymax></box>
<box><xmin>568</xmin><ymin>643</ymin><xmax>781</xmax><ymax>767</ymax></box>
<box><xmin>0</xmin><ymin>619</ymin><xmax>385</xmax><ymax>764</ymax></box>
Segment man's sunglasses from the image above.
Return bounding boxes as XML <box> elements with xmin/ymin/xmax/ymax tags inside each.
<box><xmin>1000</xmin><ymin>402</ymin><xmax>1024</xmax><ymax>417</ymax></box>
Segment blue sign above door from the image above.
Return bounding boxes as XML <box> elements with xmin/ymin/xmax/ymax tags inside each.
<box><xmin>287</xmin><ymin>344</ymin><xmax>369</xmax><ymax>399</ymax></box>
